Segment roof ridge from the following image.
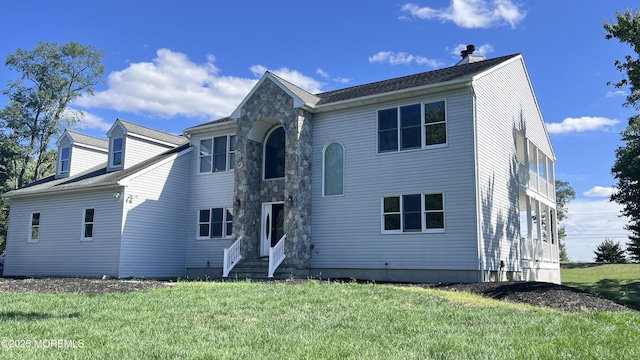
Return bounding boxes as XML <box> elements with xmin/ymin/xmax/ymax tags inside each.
<box><xmin>314</xmin><ymin>53</ymin><xmax>521</xmax><ymax>105</ymax></box>
<box><xmin>116</xmin><ymin>118</ymin><xmax>187</xmax><ymax>145</ymax></box>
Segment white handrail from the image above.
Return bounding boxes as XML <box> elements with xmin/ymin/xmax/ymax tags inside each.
<box><xmin>223</xmin><ymin>236</ymin><xmax>243</xmax><ymax>277</ymax></box>
<box><xmin>268</xmin><ymin>234</ymin><xmax>286</xmax><ymax>278</ymax></box>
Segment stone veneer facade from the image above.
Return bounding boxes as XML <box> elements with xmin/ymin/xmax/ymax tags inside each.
<box><xmin>233</xmin><ymin>78</ymin><xmax>313</xmax><ymax>275</ymax></box>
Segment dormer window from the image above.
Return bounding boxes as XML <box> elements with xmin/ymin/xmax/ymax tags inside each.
<box><xmin>59</xmin><ymin>147</ymin><xmax>70</xmax><ymax>174</ymax></box>
<box><xmin>111</xmin><ymin>138</ymin><xmax>123</xmax><ymax>167</ymax></box>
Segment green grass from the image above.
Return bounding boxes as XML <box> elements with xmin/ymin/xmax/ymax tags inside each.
<box><xmin>562</xmin><ymin>262</ymin><xmax>640</xmax><ymax>310</ymax></box>
<box><xmin>1</xmin><ymin>280</ymin><xmax>639</xmax><ymax>359</ymax></box>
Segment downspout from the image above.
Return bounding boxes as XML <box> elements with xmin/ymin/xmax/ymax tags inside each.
<box><xmin>471</xmin><ymin>84</ymin><xmax>485</xmax><ymax>282</ymax></box>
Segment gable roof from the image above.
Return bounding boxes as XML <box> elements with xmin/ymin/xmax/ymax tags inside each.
<box><xmin>113</xmin><ymin>119</ymin><xmax>188</xmax><ymax>146</ymax></box>
<box><xmin>63</xmin><ymin>130</ymin><xmax>109</xmax><ymax>150</ymax></box>
<box><xmin>3</xmin><ymin>143</ymin><xmax>192</xmax><ymax>198</ymax></box>
<box><xmin>230</xmin><ymin>54</ymin><xmax>521</xmax><ymax>119</ymax></box>
<box><xmin>314</xmin><ymin>54</ymin><xmax>520</xmax><ymax>105</ymax></box>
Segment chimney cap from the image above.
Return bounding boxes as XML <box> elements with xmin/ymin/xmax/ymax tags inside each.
<box><xmin>460</xmin><ymin>44</ymin><xmax>476</xmax><ymax>59</ymax></box>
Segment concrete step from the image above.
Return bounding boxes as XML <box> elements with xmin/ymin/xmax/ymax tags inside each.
<box><xmin>226</xmin><ymin>259</ymin><xmax>294</xmax><ymax>281</ymax></box>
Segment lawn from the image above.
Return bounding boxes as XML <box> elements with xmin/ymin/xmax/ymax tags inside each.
<box><xmin>1</xmin><ymin>280</ymin><xmax>639</xmax><ymax>359</ymax></box>
<box><xmin>562</xmin><ymin>262</ymin><xmax>640</xmax><ymax>310</ymax></box>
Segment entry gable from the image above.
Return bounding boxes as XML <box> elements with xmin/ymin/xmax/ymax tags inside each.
<box><xmin>231</xmin><ymin>72</ymin><xmax>320</xmax><ymax>120</ymax></box>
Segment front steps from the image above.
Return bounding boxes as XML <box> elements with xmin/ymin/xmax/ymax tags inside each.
<box><xmin>225</xmin><ymin>259</ymin><xmax>295</xmax><ymax>281</ymax></box>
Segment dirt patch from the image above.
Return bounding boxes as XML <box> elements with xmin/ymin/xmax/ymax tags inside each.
<box><xmin>0</xmin><ymin>277</ymin><xmax>174</xmax><ymax>295</ymax></box>
<box><xmin>0</xmin><ymin>278</ymin><xmax>633</xmax><ymax>312</ymax></box>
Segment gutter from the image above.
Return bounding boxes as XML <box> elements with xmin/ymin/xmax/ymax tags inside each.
<box><xmin>2</xmin><ymin>182</ymin><xmax>125</xmax><ymax>199</ymax></box>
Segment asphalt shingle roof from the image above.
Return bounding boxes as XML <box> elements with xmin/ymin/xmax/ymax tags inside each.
<box><xmin>4</xmin><ymin>143</ymin><xmax>191</xmax><ymax>198</ymax></box>
<box><xmin>266</xmin><ymin>54</ymin><xmax>520</xmax><ymax>107</ymax></box>
<box><xmin>65</xmin><ymin>130</ymin><xmax>109</xmax><ymax>150</ymax></box>
<box><xmin>118</xmin><ymin>119</ymin><xmax>188</xmax><ymax>145</ymax></box>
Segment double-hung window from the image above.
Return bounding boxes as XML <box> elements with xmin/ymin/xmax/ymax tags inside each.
<box><xmin>29</xmin><ymin>212</ymin><xmax>41</xmax><ymax>242</ymax></box>
<box><xmin>377</xmin><ymin>100</ymin><xmax>446</xmax><ymax>153</ymax></box>
<box><xmin>59</xmin><ymin>147</ymin><xmax>70</xmax><ymax>174</ymax></box>
<box><xmin>382</xmin><ymin>193</ymin><xmax>444</xmax><ymax>233</ymax></box>
<box><xmin>199</xmin><ymin>135</ymin><xmax>236</xmax><ymax>173</ymax></box>
<box><xmin>82</xmin><ymin>208</ymin><xmax>95</xmax><ymax>241</ymax></box>
<box><xmin>111</xmin><ymin>138</ymin><xmax>123</xmax><ymax>167</ymax></box>
<box><xmin>198</xmin><ymin>207</ymin><xmax>233</xmax><ymax>239</ymax></box>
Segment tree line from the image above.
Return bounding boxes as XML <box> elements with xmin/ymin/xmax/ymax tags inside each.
<box><xmin>0</xmin><ymin>42</ymin><xmax>105</xmax><ymax>252</ymax></box>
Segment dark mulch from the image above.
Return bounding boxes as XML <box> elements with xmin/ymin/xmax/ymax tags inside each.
<box><xmin>0</xmin><ymin>277</ymin><xmax>634</xmax><ymax>312</ymax></box>
<box><xmin>430</xmin><ymin>281</ymin><xmax>634</xmax><ymax>312</ymax></box>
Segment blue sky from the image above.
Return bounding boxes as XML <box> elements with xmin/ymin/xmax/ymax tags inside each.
<box><xmin>0</xmin><ymin>0</ymin><xmax>637</xmax><ymax>261</ymax></box>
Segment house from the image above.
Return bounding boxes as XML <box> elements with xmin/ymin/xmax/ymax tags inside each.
<box><xmin>2</xmin><ymin>48</ymin><xmax>560</xmax><ymax>283</ymax></box>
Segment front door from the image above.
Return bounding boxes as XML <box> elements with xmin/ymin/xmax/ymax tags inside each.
<box><xmin>261</xmin><ymin>202</ymin><xmax>285</xmax><ymax>257</ymax></box>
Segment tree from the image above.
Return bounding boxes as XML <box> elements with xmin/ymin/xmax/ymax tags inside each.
<box><xmin>605</xmin><ymin>10</ymin><xmax>640</xmax><ymax>262</ymax></box>
<box><xmin>594</xmin><ymin>238</ymin><xmax>627</xmax><ymax>263</ymax></box>
<box><xmin>555</xmin><ymin>180</ymin><xmax>576</xmax><ymax>262</ymax></box>
<box><xmin>0</xmin><ymin>41</ymin><xmax>105</xmax><ymax>188</ymax></box>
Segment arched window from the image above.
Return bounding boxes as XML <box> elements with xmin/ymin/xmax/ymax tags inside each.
<box><xmin>323</xmin><ymin>141</ymin><xmax>344</xmax><ymax>196</ymax></box>
<box><xmin>264</xmin><ymin>126</ymin><xmax>285</xmax><ymax>179</ymax></box>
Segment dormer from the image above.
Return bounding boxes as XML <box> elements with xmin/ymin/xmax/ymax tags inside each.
<box><xmin>55</xmin><ymin>130</ymin><xmax>109</xmax><ymax>179</ymax></box>
<box><xmin>106</xmin><ymin>118</ymin><xmax>188</xmax><ymax>172</ymax></box>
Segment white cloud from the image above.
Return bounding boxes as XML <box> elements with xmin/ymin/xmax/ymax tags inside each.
<box><xmin>74</xmin><ymin>49</ymin><xmax>259</xmax><ymax>119</ymax></box>
<box><xmin>400</xmin><ymin>0</ymin><xmax>526</xmax><ymax>29</ymax></box>
<box><xmin>250</xmin><ymin>65</ymin><xmax>323</xmax><ymax>94</ymax></box>
<box><xmin>368</xmin><ymin>51</ymin><xmax>443</xmax><ymax>68</ymax></box>
<box><xmin>316</xmin><ymin>68</ymin><xmax>351</xmax><ymax>86</ymax></box>
<box><xmin>563</xmin><ymin>199</ymin><xmax>629</xmax><ymax>262</ymax></box>
<box><xmin>583</xmin><ymin>186</ymin><xmax>616</xmax><ymax>197</ymax></box>
<box><xmin>606</xmin><ymin>90</ymin><xmax>626</xmax><ymax>98</ymax></box>
<box><xmin>78</xmin><ymin>111</ymin><xmax>112</xmax><ymax>132</ymax></box>
<box><xmin>316</xmin><ymin>68</ymin><xmax>329</xmax><ymax>78</ymax></box>
<box><xmin>546</xmin><ymin>116</ymin><xmax>619</xmax><ymax>134</ymax></box>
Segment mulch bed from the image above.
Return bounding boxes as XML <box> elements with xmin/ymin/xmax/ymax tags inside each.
<box><xmin>430</xmin><ymin>281</ymin><xmax>634</xmax><ymax>312</ymax></box>
<box><xmin>0</xmin><ymin>277</ymin><xmax>634</xmax><ymax>312</ymax></box>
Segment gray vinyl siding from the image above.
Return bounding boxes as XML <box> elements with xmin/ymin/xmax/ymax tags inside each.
<box><xmin>118</xmin><ymin>150</ymin><xmax>191</xmax><ymax>278</ymax></box>
<box><xmin>69</xmin><ymin>145</ymin><xmax>108</xmax><ymax>176</ymax></box>
<box><xmin>473</xmin><ymin>57</ymin><xmax>554</xmax><ymax>272</ymax></box>
<box><xmin>4</xmin><ymin>188</ymin><xmax>124</xmax><ymax>277</ymax></box>
<box><xmin>124</xmin><ymin>135</ymin><xmax>175</xmax><ymax>170</ymax></box>
<box><xmin>310</xmin><ymin>88</ymin><xmax>479</xmax><ymax>271</ymax></box>
<box><xmin>186</xmin><ymin>133</ymin><xmax>235</xmax><ymax>270</ymax></box>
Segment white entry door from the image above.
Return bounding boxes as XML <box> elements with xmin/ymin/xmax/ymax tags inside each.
<box><xmin>261</xmin><ymin>202</ymin><xmax>285</xmax><ymax>257</ymax></box>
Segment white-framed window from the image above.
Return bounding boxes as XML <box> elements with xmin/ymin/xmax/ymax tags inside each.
<box><xmin>82</xmin><ymin>208</ymin><xmax>95</xmax><ymax>241</ymax></box>
<box><xmin>111</xmin><ymin>137</ymin><xmax>123</xmax><ymax>168</ymax></box>
<box><xmin>59</xmin><ymin>147</ymin><xmax>70</xmax><ymax>174</ymax></box>
<box><xmin>382</xmin><ymin>193</ymin><xmax>445</xmax><ymax>233</ymax></box>
<box><xmin>323</xmin><ymin>141</ymin><xmax>344</xmax><ymax>196</ymax></box>
<box><xmin>198</xmin><ymin>207</ymin><xmax>233</xmax><ymax>239</ymax></box>
<box><xmin>378</xmin><ymin>100</ymin><xmax>446</xmax><ymax>153</ymax></box>
<box><xmin>28</xmin><ymin>212</ymin><xmax>41</xmax><ymax>242</ymax></box>
<box><xmin>199</xmin><ymin>135</ymin><xmax>236</xmax><ymax>173</ymax></box>
<box><xmin>264</xmin><ymin>126</ymin><xmax>285</xmax><ymax>180</ymax></box>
